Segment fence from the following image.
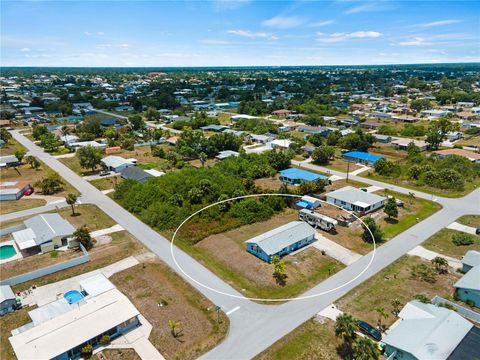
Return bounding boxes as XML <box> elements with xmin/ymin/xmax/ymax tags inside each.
<box><xmin>431</xmin><ymin>295</ymin><xmax>480</xmax><ymax>323</ymax></box>
<box><xmin>0</xmin><ymin>244</ymin><xmax>90</xmax><ymax>286</ymax></box>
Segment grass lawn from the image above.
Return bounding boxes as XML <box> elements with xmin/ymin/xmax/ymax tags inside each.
<box><xmin>255</xmin><ymin>320</ymin><xmax>342</xmax><ymax>360</ymax></box>
<box><xmin>323</xmin><ymin>158</ymin><xmax>362</xmax><ymax>173</ymax></box>
<box><xmin>0</xmin><ymin>139</ymin><xmax>26</xmax><ymax>156</ymax></box>
<box><xmin>111</xmin><ymin>261</ymin><xmax>229</xmax><ymax>360</ymax></box>
<box><xmin>0</xmin><ymin>198</ymin><xmax>46</xmax><ymax>215</ymax></box>
<box><xmin>361</xmin><ymin>171</ymin><xmax>480</xmax><ymax>198</ymax></box>
<box><xmin>422</xmin><ymin>228</ymin><xmax>480</xmax><ymax>259</ymax></box>
<box><xmin>11</xmin><ymin>230</ymin><xmax>144</xmax><ymax>292</ymax></box>
<box><xmin>372</xmin><ymin>190</ymin><xmax>442</xmax><ymax>240</ymax></box>
<box><xmin>173</xmin><ymin>209</ymin><xmax>345</xmax><ymax>300</ymax></box>
<box><xmin>89</xmin><ymin>175</ymin><xmax>122</xmax><ymax>191</ymax></box>
<box><xmin>336</xmin><ymin>255</ymin><xmax>461</xmax><ymax>329</ymax></box>
<box><xmin>456</xmin><ymin>215</ymin><xmax>480</xmax><ymax>228</ymax></box>
<box><xmin>0</xmin><ymin>307</ymin><xmax>35</xmax><ymax>360</ymax></box>
<box><xmin>101</xmin><ymin>349</ymin><xmax>141</xmax><ymax>360</ymax></box>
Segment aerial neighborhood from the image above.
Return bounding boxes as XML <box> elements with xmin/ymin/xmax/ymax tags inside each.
<box><xmin>1</xmin><ymin>63</ymin><xmax>480</xmax><ymax>360</ymax></box>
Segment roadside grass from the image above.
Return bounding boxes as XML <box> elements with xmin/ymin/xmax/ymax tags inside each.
<box><xmin>254</xmin><ymin>320</ymin><xmax>342</xmax><ymax>360</ymax></box>
<box><xmin>361</xmin><ymin>171</ymin><xmax>480</xmax><ymax>198</ymax></box>
<box><xmin>0</xmin><ymin>198</ymin><xmax>46</xmax><ymax>215</ymax></box>
<box><xmin>422</xmin><ymin>228</ymin><xmax>480</xmax><ymax>259</ymax></box>
<box><xmin>169</xmin><ymin>210</ymin><xmax>345</xmax><ymax>301</ymax></box>
<box><xmin>89</xmin><ymin>175</ymin><xmax>122</xmax><ymax>191</ymax></box>
<box><xmin>11</xmin><ymin>230</ymin><xmax>144</xmax><ymax>292</ymax></box>
<box><xmin>336</xmin><ymin>255</ymin><xmax>460</xmax><ymax>328</ymax></box>
<box><xmin>456</xmin><ymin>215</ymin><xmax>480</xmax><ymax>228</ymax></box>
<box><xmin>323</xmin><ymin>158</ymin><xmax>361</xmax><ymax>173</ymax></box>
<box><xmin>111</xmin><ymin>261</ymin><xmax>229</xmax><ymax>360</ymax></box>
<box><xmin>101</xmin><ymin>349</ymin><xmax>140</xmax><ymax>360</ymax></box>
<box><xmin>0</xmin><ymin>306</ymin><xmax>36</xmax><ymax>360</ymax></box>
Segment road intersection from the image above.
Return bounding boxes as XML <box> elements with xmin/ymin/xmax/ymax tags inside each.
<box><xmin>8</xmin><ymin>130</ymin><xmax>480</xmax><ymax>359</ymax></box>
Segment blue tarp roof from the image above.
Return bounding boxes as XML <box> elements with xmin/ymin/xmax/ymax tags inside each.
<box><xmin>280</xmin><ymin>168</ymin><xmax>328</xmax><ymax>181</ymax></box>
<box><xmin>296</xmin><ymin>201</ymin><xmax>309</xmax><ymax>208</ymax></box>
<box><xmin>342</xmin><ymin>151</ymin><xmax>384</xmax><ymax>162</ymax></box>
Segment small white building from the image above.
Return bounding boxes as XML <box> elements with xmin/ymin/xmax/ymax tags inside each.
<box><xmin>101</xmin><ymin>156</ymin><xmax>137</xmax><ymax>173</ymax></box>
<box><xmin>270</xmin><ymin>139</ymin><xmax>293</xmax><ymax>150</ymax></box>
<box><xmin>326</xmin><ymin>186</ymin><xmax>386</xmax><ymax>214</ymax></box>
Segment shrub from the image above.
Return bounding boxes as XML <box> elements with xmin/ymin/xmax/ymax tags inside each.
<box><xmin>466</xmin><ymin>299</ymin><xmax>476</xmax><ymax>308</ymax></box>
<box><xmin>410</xmin><ymin>264</ymin><xmax>437</xmax><ymax>283</ymax></box>
<box><xmin>100</xmin><ymin>335</ymin><xmax>110</xmax><ymax>345</ymax></box>
<box><xmin>413</xmin><ymin>294</ymin><xmax>430</xmax><ymax>303</ymax></box>
<box><xmin>81</xmin><ymin>344</ymin><xmax>93</xmax><ymax>357</ymax></box>
<box><xmin>437</xmin><ymin>302</ymin><xmax>457</xmax><ymax>311</ymax></box>
<box><xmin>452</xmin><ymin>232</ymin><xmax>474</xmax><ymax>246</ymax></box>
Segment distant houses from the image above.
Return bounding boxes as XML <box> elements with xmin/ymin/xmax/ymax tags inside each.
<box><xmin>0</xmin><ymin>181</ymin><xmax>33</xmax><ymax>201</ymax></box>
<box><xmin>245</xmin><ymin>221</ymin><xmax>316</xmax><ymax>262</ymax></box>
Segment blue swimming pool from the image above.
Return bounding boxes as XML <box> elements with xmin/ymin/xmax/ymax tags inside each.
<box><xmin>64</xmin><ymin>290</ymin><xmax>84</xmax><ymax>304</ymax></box>
<box><xmin>0</xmin><ymin>245</ymin><xmax>17</xmax><ymax>260</ymax></box>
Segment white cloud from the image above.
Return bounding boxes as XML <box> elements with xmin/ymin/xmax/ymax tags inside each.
<box><xmin>307</xmin><ymin>20</ymin><xmax>335</xmax><ymax>28</ymax></box>
<box><xmin>19</xmin><ymin>47</ymin><xmax>31</xmax><ymax>52</ymax></box>
<box><xmin>398</xmin><ymin>37</ymin><xmax>431</xmax><ymax>46</ymax></box>
<box><xmin>227</xmin><ymin>29</ymin><xmax>277</xmax><ymax>40</ymax></box>
<box><xmin>317</xmin><ymin>31</ymin><xmax>382</xmax><ymax>43</ymax></box>
<box><xmin>343</xmin><ymin>1</ymin><xmax>393</xmax><ymax>15</ymax></box>
<box><xmin>200</xmin><ymin>39</ymin><xmax>232</xmax><ymax>45</ymax></box>
<box><xmin>262</xmin><ymin>16</ymin><xmax>304</xmax><ymax>29</ymax></box>
<box><xmin>413</xmin><ymin>19</ymin><xmax>463</xmax><ymax>28</ymax></box>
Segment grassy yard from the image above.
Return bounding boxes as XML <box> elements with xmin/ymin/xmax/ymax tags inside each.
<box><xmin>422</xmin><ymin>228</ymin><xmax>480</xmax><ymax>259</ymax></box>
<box><xmin>111</xmin><ymin>261</ymin><xmax>229</xmax><ymax>360</ymax></box>
<box><xmin>336</xmin><ymin>255</ymin><xmax>461</xmax><ymax>328</ymax></box>
<box><xmin>323</xmin><ymin>158</ymin><xmax>362</xmax><ymax>173</ymax></box>
<box><xmin>0</xmin><ymin>198</ymin><xmax>46</xmax><ymax>215</ymax></box>
<box><xmin>457</xmin><ymin>215</ymin><xmax>480</xmax><ymax>228</ymax></box>
<box><xmin>255</xmin><ymin>320</ymin><xmax>342</xmax><ymax>360</ymax></box>
<box><xmin>89</xmin><ymin>175</ymin><xmax>122</xmax><ymax>191</ymax></box>
<box><xmin>0</xmin><ymin>307</ymin><xmax>35</xmax><ymax>360</ymax></box>
<box><xmin>172</xmin><ymin>209</ymin><xmax>345</xmax><ymax>300</ymax></box>
<box><xmin>11</xmin><ymin>230</ymin><xmax>144</xmax><ymax>292</ymax></box>
<box><xmin>0</xmin><ymin>139</ymin><xmax>26</xmax><ymax>156</ymax></box>
<box><xmin>101</xmin><ymin>349</ymin><xmax>141</xmax><ymax>360</ymax></box>
<box><xmin>361</xmin><ymin>171</ymin><xmax>480</xmax><ymax>198</ymax></box>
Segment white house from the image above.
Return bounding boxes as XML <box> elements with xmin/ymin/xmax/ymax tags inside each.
<box><xmin>326</xmin><ymin>186</ymin><xmax>386</xmax><ymax>214</ymax></box>
<box><xmin>270</xmin><ymin>139</ymin><xmax>293</xmax><ymax>150</ymax></box>
<box><xmin>101</xmin><ymin>156</ymin><xmax>137</xmax><ymax>173</ymax></box>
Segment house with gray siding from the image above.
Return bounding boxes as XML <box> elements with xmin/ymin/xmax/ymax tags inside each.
<box><xmin>455</xmin><ymin>265</ymin><xmax>480</xmax><ymax>308</ymax></box>
<box><xmin>245</xmin><ymin>221</ymin><xmax>316</xmax><ymax>262</ymax></box>
<box><xmin>461</xmin><ymin>250</ymin><xmax>480</xmax><ymax>273</ymax></box>
<box><xmin>0</xmin><ymin>285</ymin><xmax>18</xmax><ymax>316</ymax></box>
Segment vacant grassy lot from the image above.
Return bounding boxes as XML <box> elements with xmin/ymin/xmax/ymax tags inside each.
<box><xmin>422</xmin><ymin>228</ymin><xmax>480</xmax><ymax>259</ymax></box>
<box><xmin>323</xmin><ymin>158</ymin><xmax>361</xmax><ymax>173</ymax></box>
<box><xmin>0</xmin><ymin>306</ymin><xmax>35</xmax><ymax>360</ymax></box>
<box><xmin>175</xmin><ymin>210</ymin><xmax>344</xmax><ymax>300</ymax></box>
<box><xmin>255</xmin><ymin>320</ymin><xmax>342</xmax><ymax>360</ymax></box>
<box><xmin>457</xmin><ymin>215</ymin><xmax>480</xmax><ymax>228</ymax></box>
<box><xmin>12</xmin><ymin>230</ymin><xmax>144</xmax><ymax>292</ymax></box>
<box><xmin>0</xmin><ymin>139</ymin><xmax>26</xmax><ymax>156</ymax></box>
<box><xmin>101</xmin><ymin>349</ymin><xmax>141</xmax><ymax>360</ymax></box>
<box><xmin>336</xmin><ymin>255</ymin><xmax>460</xmax><ymax>328</ymax></box>
<box><xmin>111</xmin><ymin>261</ymin><xmax>229</xmax><ymax>360</ymax></box>
<box><xmin>89</xmin><ymin>175</ymin><xmax>122</xmax><ymax>190</ymax></box>
<box><xmin>0</xmin><ymin>198</ymin><xmax>46</xmax><ymax>215</ymax></box>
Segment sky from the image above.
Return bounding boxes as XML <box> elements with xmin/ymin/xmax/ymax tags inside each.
<box><xmin>1</xmin><ymin>0</ymin><xmax>479</xmax><ymax>67</ymax></box>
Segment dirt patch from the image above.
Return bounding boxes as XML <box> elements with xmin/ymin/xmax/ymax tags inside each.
<box><xmin>101</xmin><ymin>349</ymin><xmax>140</xmax><ymax>360</ymax></box>
<box><xmin>110</xmin><ymin>261</ymin><xmax>229</xmax><ymax>360</ymax></box>
<box><xmin>94</xmin><ymin>235</ymin><xmax>113</xmax><ymax>246</ymax></box>
<box><xmin>254</xmin><ymin>175</ymin><xmax>297</xmax><ymax>192</ymax></box>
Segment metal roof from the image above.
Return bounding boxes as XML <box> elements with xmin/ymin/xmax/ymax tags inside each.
<box><xmin>23</xmin><ymin>214</ymin><xmax>75</xmax><ymax>246</ymax></box>
<box><xmin>79</xmin><ymin>274</ymin><xmax>116</xmax><ymax>297</ymax></box>
<box><xmin>0</xmin><ymin>285</ymin><xmax>15</xmax><ymax>303</ymax></box>
<box><xmin>102</xmin><ymin>155</ymin><xmax>136</xmax><ymax>169</ymax></box>
<box><xmin>280</xmin><ymin>168</ymin><xmax>328</xmax><ymax>181</ymax></box>
<box><xmin>462</xmin><ymin>250</ymin><xmax>480</xmax><ymax>268</ymax></box>
<box><xmin>120</xmin><ymin>166</ymin><xmax>152</xmax><ymax>183</ymax></box>
<box><xmin>382</xmin><ymin>301</ymin><xmax>473</xmax><ymax>360</ymax></box>
<box><xmin>342</xmin><ymin>151</ymin><xmax>383</xmax><ymax>162</ymax></box>
<box><xmin>245</xmin><ymin>221</ymin><xmax>315</xmax><ymax>256</ymax></box>
<box><xmin>455</xmin><ymin>265</ymin><xmax>480</xmax><ymax>291</ymax></box>
<box><xmin>326</xmin><ymin>186</ymin><xmax>386</xmax><ymax>207</ymax></box>
<box><xmin>448</xmin><ymin>326</ymin><xmax>480</xmax><ymax>360</ymax></box>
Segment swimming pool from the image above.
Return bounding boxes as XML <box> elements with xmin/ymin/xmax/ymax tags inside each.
<box><xmin>0</xmin><ymin>245</ymin><xmax>17</xmax><ymax>260</ymax></box>
<box><xmin>64</xmin><ymin>290</ymin><xmax>84</xmax><ymax>304</ymax></box>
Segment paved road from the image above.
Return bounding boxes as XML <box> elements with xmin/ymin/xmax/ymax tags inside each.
<box><xmin>9</xmin><ymin>130</ymin><xmax>480</xmax><ymax>360</ymax></box>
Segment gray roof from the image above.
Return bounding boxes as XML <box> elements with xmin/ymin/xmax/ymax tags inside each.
<box><xmin>101</xmin><ymin>155</ymin><xmax>136</xmax><ymax>169</ymax></box>
<box><xmin>24</xmin><ymin>213</ymin><xmax>75</xmax><ymax>245</ymax></box>
<box><xmin>0</xmin><ymin>285</ymin><xmax>15</xmax><ymax>303</ymax></box>
<box><xmin>120</xmin><ymin>166</ymin><xmax>152</xmax><ymax>183</ymax></box>
<box><xmin>455</xmin><ymin>265</ymin><xmax>480</xmax><ymax>291</ymax></box>
<box><xmin>0</xmin><ymin>155</ymin><xmax>19</xmax><ymax>166</ymax></box>
<box><xmin>462</xmin><ymin>250</ymin><xmax>480</xmax><ymax>268</ymax></box>
<box><xmin>326</xmin><ymin>186</ymin><xmax>386</xmax><ymax>208</ymax></box>
<box><xmin>216</xmin><ymin>150</ymin><xmax>239</xmax><ymax>160</ymax></box>
<box><xmin>383</xmin><ymin>300</ymin><xmax>473</xmax><ymax>360</ymax></box>
<box><xmin>245</xmin><ymin>221</ymin><xmax>315</xmax><ymax>256</ymax></box>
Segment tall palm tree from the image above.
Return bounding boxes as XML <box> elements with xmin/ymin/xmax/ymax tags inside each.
<box><xmin>353</xmin><ymin>336</ymin><xmax>380</xmax><ymax>360</ymax></box>
<box><xmin>335</xmin><ymin>313</ymin><xmax>357</xmax><ymax>344</ymax></box>
<box><xmin>65</xmin><ymin>193</ymin><xmax>78</xmax><ymax>216</ymax></box>
<box><xmin>60</xmin><ymin>125</ymin><xmax>70</xmax><ymax>143</ymax></box>
<box><xmin>375</xmin><ymin>307</ymin><xmax>389</xmax><ymax>330</ymax></box>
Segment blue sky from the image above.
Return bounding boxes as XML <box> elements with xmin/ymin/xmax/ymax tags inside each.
<box><xmin>1</xmin><ymin>0</ymin><xmax>479</xmax><ymax>66</ymax></box>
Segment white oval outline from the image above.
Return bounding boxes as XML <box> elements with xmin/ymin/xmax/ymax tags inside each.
<box><xmin>169</xmin><ymin>193</ymin><xmax>376</xmax><ymax>302</ymax></box>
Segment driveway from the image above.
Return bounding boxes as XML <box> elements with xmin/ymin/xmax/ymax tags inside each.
<box><xmin>312</xmin><ymin>232</ymin><xmax>362</xmax><ymax>265</ymax></box>
<box><xmin>447</xmin><ymin>221</ymin><xmax>478</xmax><ymax>235</ymax></box>
<box><xmin>408</xmin><ymin>245</ymin><xmax>462</xmax><ymax>270</ymax></box>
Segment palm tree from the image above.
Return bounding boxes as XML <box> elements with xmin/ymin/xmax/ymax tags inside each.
<box><xmin>60</xmin><ymin>125</ymin><xmax>70</xmax><ymax>143</ymax></box>
<box><xmin>199</xmin><ymin>152</ymin><xmax>207</xmax><ymax>167</ymax></box>
<box><xmin>375</xmin><ymin>307</ymin><xmax>389</xmax><ymax>331</ymax></box>
<box><xmin>431</xmin><ymin>256</ymin><xmax>449</xmax><ymax>274</ymax></box>
<box><xmin>335</xmin><ymin>313</ymin><xmax>357</xmax><ymax>353</ymax></box>
<box><xmin>65</xmin><ymin>193</ymin><xmax>78</xmax><ymax>216</ymax></box>
<box><xmin>390</xmin><ymin>298</ymin><xmax>402</xmax><ymax>317</ymax></box>
<box><xmin>168</xmin><ymin>319</ymin><xmax>181</xmax><ymax>337</ymax></box>
<box><xmin>353</xmin><ymin>336</ymin><xmax>380</xmax><ymax>360</ymax></box>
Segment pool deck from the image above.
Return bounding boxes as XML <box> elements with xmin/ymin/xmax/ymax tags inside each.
<box><xmin>0</xmin><ymin>240</ymin><xmax>23</xmax><ymax>264</ymax></box>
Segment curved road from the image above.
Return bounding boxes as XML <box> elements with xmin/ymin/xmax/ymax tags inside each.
<box><xmin>8</xmin><ymin>130</ymin><xmax>480</xmax><ymax>360</ymax></box>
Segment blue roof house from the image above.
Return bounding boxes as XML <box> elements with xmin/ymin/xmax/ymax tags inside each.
<box><xmin>455</xmin><ymin>265</ymin><xmax>480</xmax><ymax>308</ymax></box>
<box><xmin>342</xmin><ymin>151</ymin><xmax>384</xmax><ymax>165</ymax></box>
<box><xmin>245</xmin><ymin>221</ymin><xmax>316</xmax><ymax>262</ymax></box>
<box><xmin>279</xmin><ymin>168</ymin><xmax>329</xmax><ymax>186</ymax></box>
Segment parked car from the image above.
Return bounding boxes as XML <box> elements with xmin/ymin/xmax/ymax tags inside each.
<box><xmin>357</xmin><ymin>320</ymin><xmax>382</xmax><ymax>341</ymax></box>
<box><xmin>99</xmin><ymin>170</ymin><xmax>110</xmax><ymax>177</ymax></box>
<box><xmin>23</xmin><ymin>188</ymin><xmax>34</xmax><ymax>196</ymax></box>
<box><xmin>476</xmin><ymin>228</ymin><xmax>480</xmax><ymax>235</ymax></box>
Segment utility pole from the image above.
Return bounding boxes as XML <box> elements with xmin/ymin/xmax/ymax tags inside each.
<box><xmin>346</xmin><ymin>160</ymin><xmax>350</xmax><ymax>183</ymax></box>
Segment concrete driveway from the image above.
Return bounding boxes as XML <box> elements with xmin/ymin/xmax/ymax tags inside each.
<box><xmin>447</xmin><ymin>221</ymin><xmax>478</xmax><ymax>235</ymax></box>
<box><xmin>312</xmin><ymin>232</ymin><xmax>362</xmax><ymax>265</ymax></box>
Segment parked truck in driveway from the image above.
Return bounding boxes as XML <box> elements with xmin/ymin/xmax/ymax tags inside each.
<box><xmin>299</xmin><ymin>209</ymin><xmax>338</xmax><ymax>232</ymax></box>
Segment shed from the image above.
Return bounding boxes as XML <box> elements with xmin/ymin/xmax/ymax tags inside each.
<box><xmin>245</xmin><ymin>221</ymin><xmax>316</xmax><ymax>262</ymax></box>
<box><xmin>0</xmin><ymin>155</ymin><xmax>19</xmax><ymax>168</ymax></box>
<box><xmin>296</xmin><ymin>195</ymin><xmax>321</xmax><ymax>209</ymax></box>
<box><xmin>0</xmin><ymin>181</ymin><xmax>32</xmax><ymax>201</ymax></box>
